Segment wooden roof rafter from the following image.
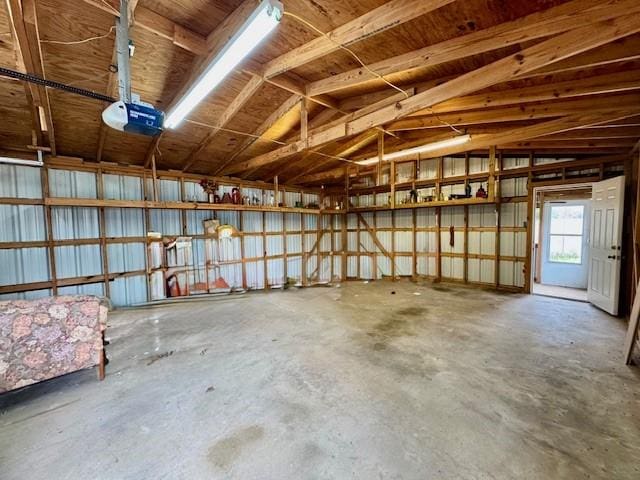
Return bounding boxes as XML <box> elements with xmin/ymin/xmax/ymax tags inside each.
<box><xmin>5</xmin><ymin>0</ymin><xmax>56</xmax><ymax>154</ymax></box>
<box><xmin>223</xmin><ymin>12</ymin><xmax>640</xmax><ymax>176</ymax></box>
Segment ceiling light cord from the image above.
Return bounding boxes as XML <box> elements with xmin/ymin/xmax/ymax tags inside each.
<box><xmin>40</xmin><ymin>26</ymin><xmax>115</xmax><ymax>46</ymax></box>
<box><xmin>185</xmin><ymin>119</ymin><xmax>356</xmax><ymax>165</ymax></box>
<box><xmin>283</xmin><ymin>11</ymin><xmax>409</xmax><ymax>100</ymax></box>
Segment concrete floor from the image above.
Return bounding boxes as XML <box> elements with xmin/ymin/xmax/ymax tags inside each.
<box><xmin>533</xmin><ymin>283</ymin><xmax>589</xmax><ymax>302</ymax></box>
<box><xmin>1</xmin><ymin>281</ymin><xmax>640</xmax><ymax>479</ymax></box>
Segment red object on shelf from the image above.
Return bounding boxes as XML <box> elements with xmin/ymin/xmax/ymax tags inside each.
<box><xmin>231</xmin><ymin>187</ymin><xmax>241</xmax><ymax>204</ymax></box>
<box><xmin>166</xmin><ymin>275</ymin><xmax>181</xmax><ymax>297</ymax></box>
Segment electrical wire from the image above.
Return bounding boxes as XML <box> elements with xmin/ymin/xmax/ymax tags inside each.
<box><xmin>40</xmin><ymin>26</ymin><xmax>115</xmax><ymax>46</ymax></box>
<box><xmin>283</xmin><ymin>11</ymin><xmax>464</xmax><ymax>138</ymax></box>
<box><xmin>185</xmin><ymin>119</ymin><xmax>359</xmax><ymax>165</ymax></box>
<box><xmin>100</xmin><ymin>0</ymin><xmax>120</xmax><ymax>16</ymax></box>
<box><xmin>283</xmin><ymin>11</ymin><xmax>410</xmax><ymax>100</ymax></box>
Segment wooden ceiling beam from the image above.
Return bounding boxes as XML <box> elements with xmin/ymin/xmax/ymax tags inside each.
<box><xmin>262</xmin><ymin>0</ymin><xmax>456</xmax><ymax>79</ymax></box>
<box><xmin>387</xmin><ymin>94</ymin><xmax>640</xmax><ymax>131</ymax></box>
<box><xmin>305</xmin><ymin>0</ymin><xmax>640</xmax><ymax>97</ymax></box>
<box><xmin>7</xmin><ymin>0</ymin><xmax>56</xmax><ymax>154</ymax></box>
<box><xmin>215</xmin><ymin>93</ymin><xmax>303</xmax><ymax>174</ymax></box>
<box><xmin>225</xmin><ymin>14</ymin><xmax>640</xmax><ymax>175</ymax></box>
<box><xmin>181</xmin><ymin>74</ymin><xmax>264</xmax><ymax>172</ymax></box>
<box><xmin>284</xmin><ymin>130</ymin><xmax>379</xmax><ymax>184</ymax></box>
<box><xmin>81</xmin><ymin>0</ymin><xmax>207</xmax><ymax>55</ymax></box>
<box><xmin>295</xmin><ymin>110</ymin><xmax>639</xmax><ymax>184</ymax></box>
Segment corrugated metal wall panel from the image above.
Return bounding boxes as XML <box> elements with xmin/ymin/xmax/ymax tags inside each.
<box><xmin>265</xmin><ymin>212</ymin><xmax>283</xmax><ymax>232</ymax></box>
<box><xmin>150</xmin><ymin>209</ymin><xmax>181</xmax><ymax>235</ymax></box>
<box><xmin>58</xmin><ymin>283</ymin><xmax>105</xmax><ymax>296</ymax></box>
<box><xmin>416</xmin><ymin>208</ymin><xmax>436</xmax><ymax>227</ymax></box>
<box><xmin>285</xmin><ymin>213</ymin><xmax>301</xmax><ymax>231</ymax></box>
<box><xmin>332</xmin><ymin>232</ymin><xmax>342</xmax><ymax>251</ymax></box>
<box><xmin>0</xmin><ymin>289</ymin><xmax>52</xmax><ymax>301</ymax></box>
<box><xmin>108</xmin><ymin>243</ymin><xmax>145</xmax><ymax>273</ymax></box>
<box><xmin>186</xmin><ymin>210</ymin><xmax>215</xmax><ymax>235</ymax></box>
<box><xmin>416</xmin><ymin>232</ymin><xmax>437</xmax><ymax>253</ymax></box>
<box><xmin>332</xmin><ymin>256</ymin><xmax>341</xmax><ymax>280</ymax></box>
<box><xmin>469</xmin><ymin>156</ymin><xmax>489</xmax><ymax>173</ymax></box>
<box><xmin>359</xmin><ymin>256</ymin><xmax>373</xmax><ymax>279</ymax></box>
<box><xmin>443</xmin><ymin>157</ymin><xmax>465</xmax><ymax>177</ymax></box>
<box><xmin>440</xmin><ymin>232</ymin><xmax>464</xmax><ymax>254</ymax></box>
<box><xmin>377</xmin><ymin>231</ymin><xmax>391</xmax><ymax>252</ymax></box>
<box><xmin>52</xmin><ymin>207</ymin><xmax>99</xmax><ymax>239</ymax></box>
<box><xmin>287</xmin><ymin>256</ymin><xmax>302</xmax><ymax>282</ymax></box>
<box><xmin>377</xmin><ymin>255</ymin><xmax>391</xmax><ymax>277</ymax></box>
<box><xmin>0</xmin><ymin>165</ymin><xmax>42</xmax><ymax>198</ymax></box>
<box><xmin>394</xmin><ymin>231</ymin><xmax>413</xmax><ymax>252</ymax></box>
<box><xmin>105</xmin><ymin>208</ymin><xmax>144</xmax><ymax>237</ymax></box>
<box><xmin>347</xmin><ymin>256</ymin><xmax>357</xmax><ymax>277</ymax></box>
<box><xmin>242</xmin><ymin>212</ymin><xmax>263</xmax><ymax>232</ymax></box>
<box><xmin>55</xmin><ymin>245</ymin><xmax>102</xmax><ymax>278</ymax></box>
<box><xmin>418</xmin><ymin>159</ymin><xmax>438</xmax><ymax>179</ymax></box>
<box><xmin>218</xmin><ymin>211</ymin><xmax>240</xmax><ymax>229</ymax></box>
<box><xmin>266</xmin><ymin>235</ymin><xmax>284</xmax><ymax>256</ymax></box>
<box><xmin>243</xmin><ymin>236</ymin><xmax>263</xmax><ymax>258</ymax></box>
<box><xmin>441</xmin><ymin>257</ymin><xmax>464</xmax><ymax>279</ymax></box>
<box><xmin>416</xmin><ymin>256</ymin><xmax>436</xmax><ymax>277</ymax></box>
<box><xmin>396</xmin><ymin>256</ymin><xmax>412</xmax><ymax>276</ymax></box>
<box><xmin>267</xmin><ymin>259</ymin><xmax>284</xmax><ymax>285</ymax></box>
<box><xmin>500</xmin><ymin>177</ymin><xmax>528</xmax><ymax>197</ymax></box>
<box><xmin>502</xmin><ymin>156</ymin><xmax>529</xmax><ymax>170</ymax></box>
<box><xmin>0</xmin><ymin>248</ymin><xmax>50</xmax><ymax>285</ymax></box>
<box><xmin>375</xmin><ymin>210</ymin><xmax>391</xmax><ymax>228</ymax></box>
<box><xmin>49</xmin><ymin>169</ymin><xmax>97</xmax><ymax>198</ymax></box>
<box><xmin>103</xmin><ymin>174</ymin><xmax>143</xmax><ymax>200</ymax></box>
<box><xmin>184</xmin><ymin>181</ymin><xmax>208</xmax><ymax>202</ymax></box>
<box><xmin>110</xmin><ymin>275</ymin><xmax>148</xmax><ymax>306</ymax></box>
<box><xmin>286</xmin><ymin>234</ymin><xmax>302</xmax><ymax>254</ymax></box>
<box><xmin>0</xmin><ymin>205</ymin><xmax>46</xmax><ymax>241</ymax></box>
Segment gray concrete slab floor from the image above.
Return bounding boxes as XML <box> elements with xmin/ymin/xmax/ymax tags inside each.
<box><xmin>1</xmin><ymin>281</ymin><xmax>640</xmax><ymax>479</ymax></box>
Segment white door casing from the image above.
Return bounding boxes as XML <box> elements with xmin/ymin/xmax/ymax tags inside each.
<box><xmin>588</xmin><ymin>176</ymin><xmax>625</xmax><ymax>315</ymax></box>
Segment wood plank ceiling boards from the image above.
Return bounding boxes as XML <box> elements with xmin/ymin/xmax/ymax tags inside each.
<box><xmin>0</xmin><ymin>0</ymin><xmax>636</xmax><ymax>184</ymax></box>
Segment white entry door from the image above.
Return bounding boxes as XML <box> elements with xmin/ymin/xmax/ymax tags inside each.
<box><xmin>588</xmin><ymin>176</ymin><xmax>625</xmax><ymax>315</ymax></box>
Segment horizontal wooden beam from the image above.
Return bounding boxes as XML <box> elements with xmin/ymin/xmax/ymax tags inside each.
<box><xmin>305</xmin><ymin>0</ymin><xmax>640</xmax><ymax>96</ymax></box>
<box><xmin>296</xmin><ymin>111</ymin><xmax>638</xmax><ymax>183</ymax></box>
<box><xmin>262</xmin><ymin>0</ymin><xmax>456</xmax><ymax>79</ymax></box>
<box><xmin>82</xmin><ymin>0</ymin><xmax>207</xmax><ymax>55</ymax></box>
<box><xmin>226</xmin><ymin>14</ymin><xmax>640</xmax><ymax>175</ymax></box>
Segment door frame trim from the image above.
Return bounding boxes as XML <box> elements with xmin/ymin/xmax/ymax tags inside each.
<box><xmin>528</xmin><ymin>181</ymin><xmax>593</xmax><ymax>294</ymax></box>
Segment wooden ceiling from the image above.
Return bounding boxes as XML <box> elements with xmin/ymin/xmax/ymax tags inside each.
<box><xmin>1</xmin><ymin>0</ymin><xmax>639</xmax><ymax>186</ymax></box>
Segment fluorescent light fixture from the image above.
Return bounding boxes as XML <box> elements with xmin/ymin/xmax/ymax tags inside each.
<box><xmin>164</xmin><ymin>0</ymin><xmax>283</xmax><ymax>129</ymax></box>
<box><xmin>0</xmin><ymin>155</ymin><xmax>43</xmax><ymax>167</ymax></box>
<box><xmin>357</xmin><ymin>134</ymin><xmax>472</xmax><ymax>165</ymax></box>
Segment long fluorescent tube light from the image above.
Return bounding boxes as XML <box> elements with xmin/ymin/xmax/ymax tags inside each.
<box><xmin>357</xmin><ymin>134</ymin><xmax>472</xmax><ymax>165</ymax></box>
<box><xmin>0</xmin><ymin>154</ymin><xmax>43</xmax><ymax>167</ymax></box>
<box><xmin>164</xmin><ymin>0</ymin><xmax>283</xmax><ymax>129</ymax></box>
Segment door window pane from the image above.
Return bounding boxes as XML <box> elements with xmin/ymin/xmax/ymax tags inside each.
<box><xmin>550</xmin><ymin>205</ymin><xmax>584</xmax><ymax>235</ymax></box>
<box><xmin>548</xmin><ymin>205</ymin><xmax>584</xmax><ymax>264</ymax></box>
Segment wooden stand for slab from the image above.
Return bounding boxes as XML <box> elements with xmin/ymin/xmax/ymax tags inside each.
<box><xmin>623</xmin><ymin>279</ymin><xmax>640</xmax><ymax>365</ymax></box>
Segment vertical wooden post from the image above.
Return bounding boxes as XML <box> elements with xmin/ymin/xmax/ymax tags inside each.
<box><xmin>151</xmin><ymin>154</ymin><xmax>158</xmax><ymax>202</ymax></box>
<box><xmin>301</xmin><ymin>209</ymin><xmax>307</xmax><ymax>286</ymax></box>
<box><xmin>390</xmin><ymin>161</ymin><xmax>396</xmax><ymax>209</ymax></box>
<box><xmin>239</xmin><ymin>211</ymin><xmax>247</xmax><ymax>290</ymax></box>
<box><xmin>411</xmin><ymin>214</ymin><xmax>418</xmax><ymax>283</ymax></box>
<box><xmin>41</xmin><ymin>165</ymin><xmax>58</xmax><ymax>295</ymax></box>
<box><xmin>342</xmin><ymin>167</ymin><xmax>349</xmax><ymax>281</ymax></box>
<box><xmin>262</xmin><ymin>210</ymin><xmax>269</xmax><ymax>289</ymax></box>
<box><xmin>97</xmin><ymin>168</ymin><xmax>110</xmax><ymax>297</ymax></box>
<box><xmin>436</xmin><ymin>206</ymin><xmax>442</xmax><ymax>282</ymax></box>
<box><xmin>300</xmin><ymin>98</ymin><xmax>308</xmax><ymax>148</ymax></box>
<box><xmin>377</xmin><ymin>131</ymin><xmax>384</xmax><ymax>186</ymax></box>
<box><xmin>391</xmin><ymin>209</ymin><xmax>396</xmax><ymax>281</ymax></box>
